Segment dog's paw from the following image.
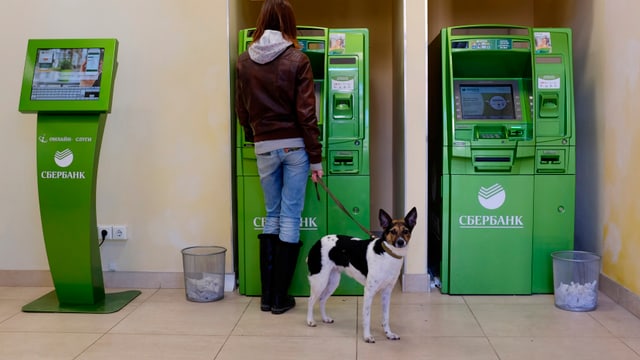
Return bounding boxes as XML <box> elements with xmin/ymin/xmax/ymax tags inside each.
<box><xmin>363</xmin><ymin>335</ymin><xmax>376</xmax><ymax>343</ymax></box>
<box><xmin>385</xmin><ymin>331</ymin><xmax>400</xmax><ymax>340</ymax></box>
<box><xmin>307</xmin><ymin>319</ymin><xmax>317</xmax><ymax>327</ymax></box>
<box><xmin>322</xmin><ymin>316</ymin><xmax>334</xmax><ymax>324</ymax></box>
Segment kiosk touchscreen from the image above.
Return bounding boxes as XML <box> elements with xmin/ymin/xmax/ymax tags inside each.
<box><xmin>19</xmin><ymin>39</ymin><xmax>117</xmax><ymax>113</ymax></box>
<box><xmin>18</xmin><ymin>39</ymin><xmax>139</xmax><ymax>313</ymax></box>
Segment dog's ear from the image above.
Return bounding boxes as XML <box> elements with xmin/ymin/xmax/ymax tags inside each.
<box><xmin>404</xmin><ymin>207</ymin><xmax>418</xmax><ymax>230</ymax></box>
<box><xmin>379</xmin><ymin>209</ymin><xmax>392</xmax><ymax>229</ymax></box>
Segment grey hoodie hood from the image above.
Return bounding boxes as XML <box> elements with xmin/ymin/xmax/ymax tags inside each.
<box><xmin>248</xmin><ymin>30</ymin><xmax>292</xmax><ymax>64</ymax></box>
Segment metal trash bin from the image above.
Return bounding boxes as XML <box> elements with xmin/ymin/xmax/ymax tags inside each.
<box><xmin>181</xmin><ymin>246</ymin><xmax>226</xmax><ymax>302</ymax></box>
<box><xmin>551</xmin><ymin>250</ymin><xmax>601</xmax><ymax>311</ymax></box>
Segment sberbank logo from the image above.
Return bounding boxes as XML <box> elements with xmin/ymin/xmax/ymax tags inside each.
<box><xmin>252</xmin><ymin>217</ymin><xmax>318</xmax><ymax>231</ymax></box>
<box><xmin>54</xmin><ymin>149</ymin><xmax>74</xmax><ymax>168</ymax></box>
<box><xmin>40</xmin><ymin>148</ymin><xmax>86</xmax><ymax>180</ymax></box>
<box><xmin>458</xmin><ymin>183</ymin><xmax>523</xmax><ymax>229</ymax></box>
<box><xmin>478</xmin><ymin>183</ymin><xmax>506</xmax><ymax>210</ymax></box>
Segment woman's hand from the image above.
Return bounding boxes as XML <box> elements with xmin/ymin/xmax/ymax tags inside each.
<box><xmin>311</xmin><ymin>169</ymin><xmax>324</xmax><ymax>183</ymax></box>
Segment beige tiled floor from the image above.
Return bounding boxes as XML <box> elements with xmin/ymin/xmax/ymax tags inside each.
<box><xmin>1</xmin><ymin>286</ymin><xmax>640</xmax><ymax>359</ymax></box>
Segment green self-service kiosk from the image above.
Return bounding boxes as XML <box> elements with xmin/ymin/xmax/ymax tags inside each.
<box><xmin>430</xmin><ymin>25</ymin><xmax>575</xmax><ymax>294</ymax></box>
<box><xmin>18</xmin><ymin>39</ymin><xmax>140</xmax><ymax>312</ymax></box>
<box><xmin>236</xmin><ymin>27</ymin><xmax>370</xmax><ymax>296</ymax></box>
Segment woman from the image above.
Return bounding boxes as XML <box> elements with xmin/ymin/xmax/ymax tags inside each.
<box><xmin>235</xmin><ymin>0</ymin><xmax>323</xmax><ymax>315</ymax></box>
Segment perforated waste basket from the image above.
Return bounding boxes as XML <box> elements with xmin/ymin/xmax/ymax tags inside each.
<box><xmin>182</xmin><ymin>246</ymin><xmax>226</xmax><ymax>302</ymax></box>
<box><xmin>551</xmin><ymin>251</ymin><xmax>601</xmax><ymax>311</ymax></box>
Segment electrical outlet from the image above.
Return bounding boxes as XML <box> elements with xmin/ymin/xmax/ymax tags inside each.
<box><xmin>98</xmin><ymin>225</ymin><xmax>113</xmax><ymax>240</ymax></box>
<box><xmin>113</xmin><ymin>225</ymin><xmax>128</xmax><ymax>240</ymax></box>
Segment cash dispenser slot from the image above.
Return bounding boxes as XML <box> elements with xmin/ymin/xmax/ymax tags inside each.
<box><xmin>472</xmin><ymin>150</ymin><xmax>514</xmax><ymax>172</ymax></box>
<box><xmin>536</xmin><ymin>149</ymin><xmax>566</xmax><ymax>173</ymax></box>
<box><xmin>329</xmin><ymin>150</ymin><xmax>359</xmax><ymax>174</ymax></box>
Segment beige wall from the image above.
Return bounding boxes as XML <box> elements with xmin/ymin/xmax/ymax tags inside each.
<box><xmin>0</xmin><ymin>0</ymin><xmax>233</xmax><ymax>275</ymax></box>
<box><xmin>571</xmin><ymin>0</ymin><xmax>640</xmax><ymax>295</ymax></box>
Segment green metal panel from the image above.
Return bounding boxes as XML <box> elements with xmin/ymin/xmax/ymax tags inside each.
<box><xmin>531</xmin><ymin>27</ymin><xmax>576</xmax><ymax>293</ymax></box>
<box><xmin>326</xmin><ymin>176</ymin><xmax>371</xmax><ymax>236</ymax></box>
<box><xmin>532</xmin><ymin>175</ymin><xmax>575</xmax><ymax>293</ymax></box>
<box><xmin>448</xmin><ymin>174</ymin><xmax>534</xmax><ymax>294</ymax></box>
<box><xmin>36</xmin><ymin>113</ymin><xmax>106</xmax><ymax>304</ymax></box>
<box><xmin>533</xmin><ymin>28</ymin><xmax>575</xmax><ymax>146</ymax></box>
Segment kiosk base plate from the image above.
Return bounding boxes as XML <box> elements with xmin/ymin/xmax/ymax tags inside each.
<box><xmin>21</xmin><ymin>290</ymin><xmax>141</xmax><ymax>314</ymax></box>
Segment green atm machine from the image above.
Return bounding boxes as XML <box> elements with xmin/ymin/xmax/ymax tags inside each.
<box><xmin>236</xmin><ymin>27</ymin><xmax>370</xmax><ymax>296</ymax></box>
<box><xmin>18</xmin><ymin>39</ymin><xmax>140</xmax><ymax>312</ymax></box>
<box><xmin>430</xmin><ymin>25</ymin><xmax>575</xmax><ymax>294</ymax></box>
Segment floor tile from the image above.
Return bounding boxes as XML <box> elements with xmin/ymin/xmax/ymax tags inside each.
<box><xmin>490</xmin><ymin>336</ymin><xmax>640</xmax><ymax>360</ymax></box>
<box><xmin>234</xmin><ymin>296</ymin><xmax>357</xmax><ymax>337</ymax></box>
<box><xmin>469</xmin><ymin>302</ymin><xmax>610</xmax><ymax>337</ymax></box>
<box><xmin>0</xmin><ymin>332</ymin><xmax>101</xmax><ymax>360</ymax></box>
<box><xmin>76</xmin><ymin>334</ymin><xmax>226</xmax><ymax>360</ymax></box>
<box><xmin>0</xmin><ymin>309</ymin><xmax>136</xmax><ymax>333</ymax></box>
<box><xmin>623</xmin><ymin>337</ymin><xmax>640</xmax><ymax>354</ymax></box>
<box><xmin>110</xmin><ymin>296</ymin><xmax>249</xmax><ymax>335</ymax></box>
<box><xmin>0</xmin><ymin>299</ymin><xmax>24</xmax><ymax>323</ymax></box>
<box><xmin>588</xmin><ymin>296</ymin><xmax>640</xmax><ymax>338</ymax></box>
<box><xmin>356</xmin><ymin>336</ymin><xmax>499</xmax><ymax>360</ymax></box>
<box><xmin>369</xmin><ymin>303</ymin><xmax>485</xmax><ymax>337</ymax></box>
<box><xmin>217</xmin><ymin>335</ymin><xmax>356</xmax><ymax>360</ymax></box>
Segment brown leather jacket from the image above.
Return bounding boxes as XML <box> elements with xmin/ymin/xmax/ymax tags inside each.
<box><xmin>235</xmin><ymin>46</ymin><xmax>322</xmax><ymax>165</ymax></box>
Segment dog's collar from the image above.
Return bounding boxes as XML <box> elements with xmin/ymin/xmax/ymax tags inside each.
<box><xmin>381</xmin><ymin>241</ymin><xmax>403</xmax><ymax>259</ymax></box>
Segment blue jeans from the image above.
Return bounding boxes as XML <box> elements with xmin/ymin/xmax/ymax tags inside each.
<box><xmin>256</xmin><ymin>148</ymin><xmax>309</xmax><ymax>243</ymax></box>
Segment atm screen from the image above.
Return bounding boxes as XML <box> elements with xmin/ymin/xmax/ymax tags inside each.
<box><xmin>455</xmin><ymin>80</ymin><xmax>521</xmax><ymax>120</ymax></box>
<box><xmin>30</xmin><ymin>47</ymin><xmax>104</xmax><ymax>101</ymax></box>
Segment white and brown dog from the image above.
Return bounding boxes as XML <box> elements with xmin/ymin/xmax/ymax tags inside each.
<box><xmin>306</xmin><ymin>207</ymin><xmax>417</xmax><ymax>343</ymax></box>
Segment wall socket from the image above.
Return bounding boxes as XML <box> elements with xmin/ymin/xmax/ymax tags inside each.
<box><xmin>98</xmin><ymin>225</ymin><xmax>113</xmax><ymax>240</ymax></box>
<box><xmin>98</xmin><ymin>225</ymin><xmax>128</xmax><ymax>241</ymax></box>
<box><xmin>113</xmin><ymin>225</ymin><xmax>128</xmax><ymax>240</ymax></box>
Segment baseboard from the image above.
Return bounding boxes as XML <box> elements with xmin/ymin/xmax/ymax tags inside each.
<box><xmin>599</xmin><ymin>273</ymin><xmax>640</xmax><ymax>318</ymax></box>
<box><xmin>402</xmin><ymin>273</ymin><xmax>431</xmax><ymax>292</ymax></box>
<box><xmin>0</xmin><ymin>270</ymin><xmax>53</xmax><ymax>287</ymax></box>
<box><xmin>0</xmin><ymin>270</ymin><xmax>237</xmax><ymax>292</ymax></box>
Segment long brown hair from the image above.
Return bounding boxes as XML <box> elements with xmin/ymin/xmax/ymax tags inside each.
<box><xmin>252</xmin><ymin>0</ymin><xmax>299</xmax><ymax>48</ymax></box>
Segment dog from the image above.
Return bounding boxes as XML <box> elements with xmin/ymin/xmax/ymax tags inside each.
<box><xmin>306</xmin><ymin>207</ymin><xmax>417</xmax><ymax>343</ymax></box>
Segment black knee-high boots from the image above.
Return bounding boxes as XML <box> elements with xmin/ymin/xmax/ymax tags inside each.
<box><xmin>258</xmin><ymin>233</ymin><xmax>278</xmax><ymax>312</ymax></box>
<box><xmin>271</xmin><ymin>240</ymin><xmax>302</xmax><ymax>314</ymax></box>
<box><xmin>258</xmin><ymin>234</ymin><xmax>301</xmax><ymax>314</ymax></box>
